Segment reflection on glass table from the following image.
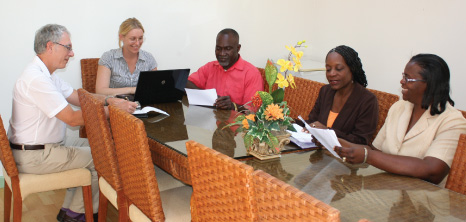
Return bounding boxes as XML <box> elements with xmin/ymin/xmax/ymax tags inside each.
<box><xmin>144</xmin><ymin>98</ymin><xmax>303</xmax><ymax>159</ymax></box>
<box><xmin>283</xmin><ymin>150</ymin><xmax>466</xmax><ymax>222</ymax></box>
<box><xmin>141</xmin><ymin>98</ymin><xmax>466</xmax><ymax>221</ymax></box>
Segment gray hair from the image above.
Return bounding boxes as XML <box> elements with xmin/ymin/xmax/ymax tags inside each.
<box><xmin>34</xmin><ymin>24</ymin><xmax>70</xmax><ymax>54</ymax></box>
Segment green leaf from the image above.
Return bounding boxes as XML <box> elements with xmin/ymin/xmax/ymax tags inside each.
<box><xmin>222</xmin><ymin>122</ymin><xmax>240</xmax><ymax>129</ymax></box>
<box><xmin>235</xmin><ymin>127</ymin><xmax>245</xmax><ymax>133</ymax></box>
<box><xmin>256</xmin><ymin>106</ymin><xmax>265</xmax><ymax>117</ymax></box>
<box><xmin>270</xmin><ymin>121</ymin><xmax>280</xmax><ymax>131</ymax></box>
<box><xmin>280</xmin><ymin>101</ymin><xmax>290</xmax><ymax>114</ymax></box>
<box><xmin>287</xmin><ymin>124</ymin><xmax>297</xmax><ymax>132</ymax></box>
<box><xmin>244</xmin><ymin>134</ymin><xmax>254</xmax><ymax>149</ymax></box>
<box><xmin>267</xmin><ymin>134</ymin><xmax>280</xmax><ymax>153</ymax></box>
<box><xmin>282</xmin><ymin>118</ymin><xmax>291</xmax><ymax>127</ymax></box>
<box><xmin>246</xmin><ymin>119</ymin><xmax>256</xmax><ymax>128</ymax></box>
<box><xmin>249</xmin><ymin>127</ymin><xmax>261</xmax><ymax>137</ymax></box>
<box><xmin>257</xmin><ymin>91</ymin><xmax>273</xmax><ymax>106</ymax></box>
<box><xmin>265</xmin><ymin>59</ymin><xmax>278</xmax><ymax>94</ymax></box>
<box><xmin>271</xmin><ymin>88</ymin><xmax>284</xmax><ymax>103</ymax></box>
<box><xmin>234</xmin><ymin>115</ymin><xmax>246</xmax><ymax>122</ymax></box>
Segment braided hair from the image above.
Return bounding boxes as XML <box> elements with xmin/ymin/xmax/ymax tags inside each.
<box><xmin>327</xmin><ymin>45</ymin><xmax>368</xmax><ymax>87</ymax></box>
<box><xmin>409</xmin><ymin>54</ymin><xmax>454</xmax><ymax>115</ymax></box>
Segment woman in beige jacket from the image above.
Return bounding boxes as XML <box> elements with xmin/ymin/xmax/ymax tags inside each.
<box><xmin>336</xmin><ymin>54</ymin><xmax>466</xmax><ymax>187</ymax></box>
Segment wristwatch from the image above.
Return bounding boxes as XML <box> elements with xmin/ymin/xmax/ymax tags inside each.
<box><xmin>104</xmin><ymin>95</ymin><xmax>115</xmax><ymax>106</ymax></box>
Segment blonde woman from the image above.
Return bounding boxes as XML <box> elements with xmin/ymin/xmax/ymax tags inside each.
<box><xmin>96</xmin><ymin>17</ymin><xmax>157</xmax><ymax>95</ymax></box>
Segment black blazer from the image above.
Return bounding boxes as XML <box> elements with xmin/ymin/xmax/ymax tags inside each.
<box><xmin>308</xmin><ymin>83</ymin><xmax>379</xmax><ymax>145</ymax></box>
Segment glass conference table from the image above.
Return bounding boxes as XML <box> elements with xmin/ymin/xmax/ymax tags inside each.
<box><xmin>142</xmin><ymin>97</ymin><xmax>466</xmax><ymax>222</ymax></box>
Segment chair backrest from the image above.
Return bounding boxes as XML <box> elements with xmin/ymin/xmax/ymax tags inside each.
<box><xmin>258</xmin><ymin>68</ymin><xmax>325</xmax><ymax>120</ymax></box>
<box><xmin>446</xmin><ymin>133</ymin><xmax>466</xmax><ymax>195</ymax></box>
<box><xmin>284</xmin><ymin>77</ymin><xmax>325</xmax><ymax>120</ymax></box>
<box><xmin>459</xmin><ymin>109</ymin><xmax>466</xmax><ymax>119</ymax></box>
<box><xmin>252</xmin><ymin>170</ymin><xmax>340</xmax><ymax>222</ymax></box>
<box><xmin>367</xmin><ymin>88</ymin><xmax>399</xmax><ymax>142</ymax></box>
<box><xmin>0</xmin><ymin>115</ymin><xmax>19</xmax><ymax>179</ymax></box>
<box><xmin>81</xmin><ymin>58</ymin><xmax>99</xmax><ymax>93</ymax></box>
<box><xmin>258</xmin><ymin>67</ymin><xmax>270</xmax><ymax>93</ymax></box>
<box><xmin>78</xmin><ymin>88</ymin><xmax>122</xmax><ymax>191</ymax></box>
<box><xmin>186</xmin><ymin>140</ymin><xmax>255</xmax><ymax>222</ymax></box>
<box><xmin>108</xmin><ymin>105</ymin><xmax>165</xmax><ymax>221</ymax></box>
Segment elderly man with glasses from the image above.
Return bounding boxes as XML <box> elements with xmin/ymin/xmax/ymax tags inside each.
<box><xmin>7</xmin><ymin>24</ymin><xmax>138</xmax><ymax>222</ymax></box>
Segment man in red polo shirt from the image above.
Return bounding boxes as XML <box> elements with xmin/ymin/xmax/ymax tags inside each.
<box><xmin>186</xmin><ymin>28</ymin><xmax>264</xmax><ymax>111</ymax></box>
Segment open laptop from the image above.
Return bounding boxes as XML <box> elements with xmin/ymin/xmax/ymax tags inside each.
<box><xmin>133</xmin><ymin>69</ymin><xmax>190</xmax><ymax>106</ymax></box>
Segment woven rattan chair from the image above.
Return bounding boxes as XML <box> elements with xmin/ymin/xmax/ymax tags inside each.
<box><xmin>186</xmin><ymin>140</ymin><xmax>255</xmax><ymax>222</ymax></box>
<box><xmin>109</xmin><ymin>105</ymin><xmax>193</xmax><ymax>221</ymax></box>
<box><xmin>0</xmin><ymin>115</ymin><xmax>94</xmax><ymax>222</ymax></box>
<box><xmin>258</xmin><ymin>68</ymin><xmax>324</xmax><ymax>120</ymax></box>
<box><xmin>108</xmin><ymin>105</ymin><xmax>165</xmax><ymax>221</ymax></box>
<box><xmin>446</xmin><ymin>133</ymin><xmax>466</xmax><ymax>195</ymax></box>
<box><xmin>258</xmin><ymin>67</ymin><xmax>270</xmax><ymax>93</ymax></box>
<box><xmin>81</xmin><ymin>58</ymin><xmax>99</xmax><ymax>93</ymax></box>
<box><xmin>367</xmin><ymin>88</ymin><xmax>399</xmax><ymax>143</ymax></box>
<box><xmin>459</xmin><ymin>109</ymin><xmax>466</xmax><ymax>119</ymax></box>
<box><xmin>284</xmin><ymin>77</ymin><xmax>325</xmax><ymax>120</ymax></box>
<box><xmin>252</xmin><ymin>170</ymin><xmax>340</xmax><ymax>221</ymax></box>
<box><xmin>79</xmin><ymin>58</ymin><xmax>99</xmax><ymax>138</ymax></box>
<box><xmin>78</xmin><ymin>89</ymin><xmax>129</xmax><ymax>222</ymax></box>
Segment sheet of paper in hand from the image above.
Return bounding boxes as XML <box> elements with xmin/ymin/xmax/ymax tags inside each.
<box><xmin>287</xmin><ymin>123</ymin><xmax>315</xmax><ymax>149</ymax></box>
<box><xmin>185</xmin><ymin>88</ymin><xmax>217</xmax><ymax>106</ymax></box>
<box><xmin>298</xmin><ymin>116</ymin><xmax>341</xmax><ymax>158</ymax></box>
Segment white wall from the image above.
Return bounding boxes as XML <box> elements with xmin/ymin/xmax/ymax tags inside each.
<box><xmin>307</xmin><ymin>0</ymin><xmax>466</xmax><ymax>109</ymax></box>
<box><xmin>1</xmin><ymin>0</ymin><xmax>466</xmax><ymax>174</ymax></box>
<box><xmin>0</xmin><ymin>0</ymin><xmax>315</xmax><ymax>129</ymax></box>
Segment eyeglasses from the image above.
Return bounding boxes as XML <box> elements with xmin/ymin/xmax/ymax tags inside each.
<box><xmin>53</xmin><ymin>42</ymin><xmax>73</xmax><ymax>52</ymax></box>
<box><xmin>402</xmin><ymin>73</ymin><xmax>425</xmax><ymax>83</ymax></box>
<box><xmin>127</xmin><ymin>37</ymin><xmax>144</xmax><ymax>44</ymax></box>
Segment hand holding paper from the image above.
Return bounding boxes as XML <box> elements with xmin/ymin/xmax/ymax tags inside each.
<box><xmin>298</xmin><ymin>116</ymin><xmax>341</xmax><ymax>158</ymax></box>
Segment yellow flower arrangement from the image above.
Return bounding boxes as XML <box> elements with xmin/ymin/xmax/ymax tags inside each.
<box><xmin>276</xmin><ymin>40</ymin><xmax>306</xmax><ymax>86</ymax></box>
<box><xmin>225</xmin><ymin>40</ymin><xmax>307</xmax><ymax>153</ymax></box>
<box><xmin>275</xmin><ymin>74</ymin><xmax>289</xmax><ymax>88</ymax></box>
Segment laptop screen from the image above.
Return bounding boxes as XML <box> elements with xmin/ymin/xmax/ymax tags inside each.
<box><xmin>134</xmin><ymin>69</ymin><xmax>190</xmax><ymax>106</ymax></box>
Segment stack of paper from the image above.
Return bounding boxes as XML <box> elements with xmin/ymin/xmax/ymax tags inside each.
<box><xmin>298</xmin><ymin>116</ymin><xmax>341</xmax><ymax>159</ymax></box>
<box><xmin>287</xmin><ymin>123</ymin><xmax>315</xmax><ymax>149</ymax></box>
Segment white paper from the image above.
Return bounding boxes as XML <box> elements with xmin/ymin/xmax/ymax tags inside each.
<box><xmin>287</xmin><ymin>123</ymin><xmax>315</xmax><ymax>148</ymax></box>
<box><xmin>288</xmin><ymin>123</ymin><xmax>314</xmax><ymax>143</ymax></box>
<box><xmin>290</xmin><ymin>137</ymin><xmax>315</xmax><ymax>149</ymax></box>
<box><xmin>185</xmin><ymin>88</ymin><xmax>217</xmax><ymax>106</ymax></box>
<box><xmin>133</xmin><ymin>106</ymin><xmax>169</xmax><ymax>116</ymax></box>
<box><xmin>298</xmin><ymin>116</ymin><xmax>341</xmax><ymax>158</ymax></box>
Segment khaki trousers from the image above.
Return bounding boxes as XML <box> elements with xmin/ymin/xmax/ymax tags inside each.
<box><xmin>12</xmin><ymin>138</ymin><xmax>99</xmax><ymax>214</ymax></box>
